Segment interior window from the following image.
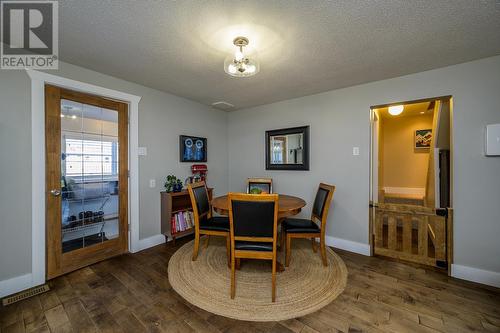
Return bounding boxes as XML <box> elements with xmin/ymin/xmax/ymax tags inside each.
<box><xmin>64</xmin><ymin>138</ymin><xmax>118</xmax><ymax>177</ymax></box>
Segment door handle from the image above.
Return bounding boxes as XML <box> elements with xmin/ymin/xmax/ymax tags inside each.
<box><xmin>50</xmin><ymin>189</ymin><xmax>61</xmax><ymax>197</ymax></box>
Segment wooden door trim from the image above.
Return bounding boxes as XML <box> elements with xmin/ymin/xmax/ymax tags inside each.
<box><xmin>45</xmin><ymin>85</ymin><xmax>129</xmax><ymax>279</ymax></box>
<box><xmin>45</xmin><ymin>85</ymin><xmax>62</xmax><ymax>278</ymax></box>
<box><xmin>27</xmin><ymin>69</ymin><xmax>140</xmax><ymax>293</ymax></box>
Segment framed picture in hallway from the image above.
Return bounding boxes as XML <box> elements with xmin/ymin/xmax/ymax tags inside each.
<box><xmin>180</xmin><ymin>135</ymin><xmax>207</xmax><ymax>162</ymax></box>
<box><xmin>415</xmin><ymin>129</ymin><xmax>432</xmax><ymax>149</ymax></box>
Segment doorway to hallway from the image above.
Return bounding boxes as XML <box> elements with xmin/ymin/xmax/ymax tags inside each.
<box><xmin>369</xmin><ymin>97</ymin><xmax>453</xmax><ymax>271</ymax></box>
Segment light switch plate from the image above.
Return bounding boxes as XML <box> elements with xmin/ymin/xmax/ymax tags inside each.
<box><xmin>486</xmin><ymin>124</ymin><xmax>500</xmax><ymax>156</ymax></box>
<box><xmin>138</xmin><ymin>147</ymin><xmax>147</xmax><ymax>156</ymax></box>
<box><xmin>352</xmin><ymin>147</ymin><xmax>360</xmax><ymax>156</ymax></box>
<box><xmin>149</xmin><ymin>179</ymin><xmax>156</xmax><ymax>188</ymax></box>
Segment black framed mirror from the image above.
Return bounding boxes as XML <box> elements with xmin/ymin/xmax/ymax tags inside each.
<box><xmin>265</xmin><ymin>126</ymin><xmax>309</xmax><ymax>170</ymax></box>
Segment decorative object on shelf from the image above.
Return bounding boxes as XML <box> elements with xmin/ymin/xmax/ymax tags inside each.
<box><xmin>265</xmin><ymin>126</ymin><xmax>310</xmax><ymax>170</ymax></box>
<box><xmin>164</xmin><ymin>175</ymin><xmax>183</xmax><ymax>192</ymax></box>
<box><xmin>180</xmin><ymin>135</ymin><xmax>207</xmax><ymax>162</ymax></box>
<box><xmin>185</xmin><ymin>164</ymin><xmax>207</xmax><ymax>185</ymax></box>
<box><xmin>191</xmin><ymin>164</ymin><xmax>207</xmax><ymax>182</ymax></box>
<box><xmin>224</xmin><ymin>36</ymin><xmax>260</xmax><ymax>78</ymax></box>
<box><xmin>415</xmin><ymin>129</ymin><xmax>432</xmax><ymax>149</ymax></box>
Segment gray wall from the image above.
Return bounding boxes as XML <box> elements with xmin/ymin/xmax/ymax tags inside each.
<box><xmin>2</xmin><ymin>56</ymin><xmax>499</xmax><ymax>284</ymax></box>
<box><xmin>0</xmin><ymin>70</ymin><xmax>32</xmax><ymax>280</ymax></box>
<box><xmin>228</xmin><ymin>56</ymin><xmax>500</xmax><ymax>274</ymax></box>
<box><xmin>0</xmin><ymin>62</ymin><xmax>228</xmax><ymax>281</ymax></box>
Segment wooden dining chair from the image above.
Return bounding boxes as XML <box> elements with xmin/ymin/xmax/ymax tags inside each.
<box><xmin>282</xmin><ymin>183</ymin><xmax>335</xmax><ymax>267</ymax></box>
<box><xmin>188</xmin><ymin>181</ymin><xmax>230</xmax><ymax>267</ymax></box>
<box><xmin>228</xmin><ymin>193</ymin><xmax>279</xmax><ymax>302</ymax></box>
<box><xmin>246</xmin><ymin>177</ymin><xmax>273</xmax><ymax>194</ymax></box>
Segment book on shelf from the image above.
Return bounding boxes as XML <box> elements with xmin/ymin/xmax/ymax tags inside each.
<box><xmin>171</xmin><ymin>210</ymin><xmax>194</xmax><ymax>235</ymax></box>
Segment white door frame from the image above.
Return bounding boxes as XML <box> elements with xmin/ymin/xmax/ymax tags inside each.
<box><xmin>27</xmin><ymin>69</ymin><xmax>141</xmax><ymax>288</ymax></box>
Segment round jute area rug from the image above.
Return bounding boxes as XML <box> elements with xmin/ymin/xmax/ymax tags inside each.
<box><xmin>168</xmin><ymin>237</ymin><xmax>348</xmax><ymax>322</ymax></box>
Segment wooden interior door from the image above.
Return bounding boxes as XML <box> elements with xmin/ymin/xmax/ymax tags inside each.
<box><xmin>45</xmin><ymin>85</ymin><xmax>128</xmax><ymax>279</ymax></box>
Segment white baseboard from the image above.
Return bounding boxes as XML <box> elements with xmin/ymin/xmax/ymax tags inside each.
<box><xmin>0</xmin><ymin>273</ymin><xmax>33</xmax><ymax>298</ymax></box>
<box><xmin>325</xmin><ymin>236</ymin><xmax>371</xmax><ymax>256</ymax></box>
<box><xmin>383</xmin><ymin>187</ymin><xmax>425</xmax><ymax>196</ymax></box>
<box><xmin>133</xmin><ymin>234</ymin><xmax>166</xmax><ymax>253</ymax></box>
<box><xmin>451</xmin><ymin>264</ymin><xmax>500</xmax><ymax>288</ymax></box>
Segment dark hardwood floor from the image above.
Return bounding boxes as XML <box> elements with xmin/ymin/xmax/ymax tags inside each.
<box><xmin>1</xmin><ymin>236</ymin><xmax>499</xmax><ymax>333</ymax></box>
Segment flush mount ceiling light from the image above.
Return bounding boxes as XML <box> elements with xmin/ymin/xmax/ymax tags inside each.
<box><xmin>388</xmin><ymin>105</ymin><xmax>404</xmax><ymax>116</ymax></box>
<box><xmin>224</xmin><ymin>36</ymin><xmax>260</xmax><ymax>78</ymax></box>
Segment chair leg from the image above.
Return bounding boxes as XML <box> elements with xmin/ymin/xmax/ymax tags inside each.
<box><xmin>312</xmin><ymin>238</ymin><xmax>318</xmax><ymax>253</ymax></box>
<box><xmin>280</xmin><ymin>230</ymin><xmax>285</xmax><ymax>252</ymax></box>
<box><xmin>285</xmin><ymin>234</ymin><xmax>292</xmax><ymax>267</ymax></box>
<box><xmin>226</xmin><ymin>235</ymin><xmax>231</xmax><ymax>268</ymax></box>
<box><xmin>192</xmin><ymin>231</ymin><xmax>200</xmax><ymax>261</ymax></box>
<box><xmin>231</xmin><ymin>254</ymin><xmax>236</xmax><ymax>299</ymax></box>
<box><xmin>320</xmin><ymin>235</ymin><xmax>328</xmax><ymax>267</ymax></box>
<box><xmin>236</xmin><ymin>258</ymin><xmax>241</xmax><ymax>270</ymax></box>
<box><xmin>204</xmin><ymin>235</ymin><xmax>210</xmax><ymax>249</ymax></box>
<box><xmin>272</xmin><ymin>256</ymin><xmax>276</xmax><ymax>302</ymax></box>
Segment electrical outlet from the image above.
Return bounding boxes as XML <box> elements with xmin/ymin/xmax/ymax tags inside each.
<box><xmin>149</xmin><ymin>179</ymin><xmax>156</xmax><ymax>188</ymax></box>
<box><xmin>353</xmin><ymin>147</ymin><xmax>360</xmax><ymax>156</ymax></box>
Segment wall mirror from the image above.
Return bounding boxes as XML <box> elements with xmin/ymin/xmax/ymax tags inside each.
<box><xmin>265</xmin><ymin>126</ymin><xmax>309</xmax><ymax>170</ymax></box>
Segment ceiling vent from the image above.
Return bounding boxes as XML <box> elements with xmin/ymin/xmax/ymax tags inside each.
<box><xmin>211</xmin><ymin>101</ymin><xmax>235</xmax><ymax>111</ymax></box>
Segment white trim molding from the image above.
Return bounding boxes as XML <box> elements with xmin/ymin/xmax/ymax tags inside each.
<box><xmin>24</xmin><ymin>69</ymin><xmax>141</xmax><ymax>296</ymax></box>
<box><xmin>383</xmin><ymin>187</ymin><xmax>426</xmax><ymax>197</ymax></box>
<box><xmin>136</xmin><ymin>234</ymin><xmax>166</xmax><ymax>252</ymax></box>
<box><xmin>325</xmin><ymin>235</ymin><xmax>371</xmax><ymax>256</ymax></box>
<box><xmin>451</xmin><ymin>264</ymin><xmax>500</xmax><ymax>288</ymax></box>
<box><xmin>0</xmin><ymin>274</ymin><xmax>33</xmax><ymax>298</ymax></box>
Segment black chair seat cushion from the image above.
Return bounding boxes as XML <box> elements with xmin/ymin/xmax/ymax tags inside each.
<box><xmin>199</xmin><ymin>216</ymin><xmax>229</xmax><ymax>232</ymax></box>
<box><xmin>282</xmin><ymin>218</ymin><xmax>320</xmax><ymax>233</ymax></box>
<box><xmin>234</xmin><ymin>241</ymin><xmax>273</xmax><ymax>252</ymax></box>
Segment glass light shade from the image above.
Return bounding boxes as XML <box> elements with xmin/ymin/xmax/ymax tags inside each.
<box><xmin>388</xmin><ymin>105</ymin><xmax>404</xmax><ymax>116</ymax></box>
<box><xmin>234</xmin><ymin>50</ymin><xmax>244</xmax><ymax>61</ymax></box>
<box><xmin>227</xmin><ymin>63</ymin><xmax>237</xmax><ymax>74</ymax></box>
<box><xmin>224</xmin><ymin>55</ymin><xmax>260</xmax><ymax>77</ymax></box>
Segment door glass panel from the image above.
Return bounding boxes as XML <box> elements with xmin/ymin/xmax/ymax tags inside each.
<box><xmin>61</xmin><ymin>99</ymin><xmax>120</xmax><ymax>253</ymax></box>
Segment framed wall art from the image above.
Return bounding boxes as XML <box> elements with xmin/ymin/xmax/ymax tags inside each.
<box><xmin>180</xmin><ymin>135</ymin><xmax>207</xmax><ymax>162</ymax></box>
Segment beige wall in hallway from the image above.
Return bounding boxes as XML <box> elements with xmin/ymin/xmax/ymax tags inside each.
<box><xmin>381</xmin><ymin>113</ymin><xmax>434</xmax><ymax>189</ymax></box>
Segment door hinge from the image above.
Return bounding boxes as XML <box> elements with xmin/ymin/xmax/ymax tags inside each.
<box><xmin>128</xmin><ymin>170</ymin><xmax>130</xmax><ymax>178</ymax></box>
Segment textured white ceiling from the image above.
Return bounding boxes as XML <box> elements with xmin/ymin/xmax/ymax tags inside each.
<box><xmin>58</xmin><ymin>0</ymin><xmax>500</xmax><ymax>110</ymax></box>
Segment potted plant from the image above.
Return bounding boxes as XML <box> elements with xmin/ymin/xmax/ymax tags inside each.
<box><xmin>164</xmin><ymin>175</ymin><xmax>183</xmax><ymax>192</ymax></box>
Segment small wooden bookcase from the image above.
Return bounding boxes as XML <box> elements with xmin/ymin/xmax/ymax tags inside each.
<box><xmin>160</xmin><ymin>188</ymin><xmax>213</xmax><ymax>244</ymax></box>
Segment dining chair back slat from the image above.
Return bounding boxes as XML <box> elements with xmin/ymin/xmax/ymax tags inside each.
<box><xmin>188</xmin><ymin>181</ymin><xmax>230</xmax><ymax>266</ymax></box>
<box><xmin>311</xmin><ymin>187</ymin><xmax>330</xmax><ymax>222</ymax></box>
<box><xmin>231</xmin><ymin>200</ymin><xmax>275</xmax><ymax>239</ymax></box>
<box><xmin>191</xmin><ymin>184</ymin><xmax>210</xmax><ymax>218</ymax></box>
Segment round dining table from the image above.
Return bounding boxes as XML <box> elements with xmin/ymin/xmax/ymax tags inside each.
<box><xmin>212</xmin><ymin>194</ymin><xmax>306</xmax><ymax>219</ymax></box>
